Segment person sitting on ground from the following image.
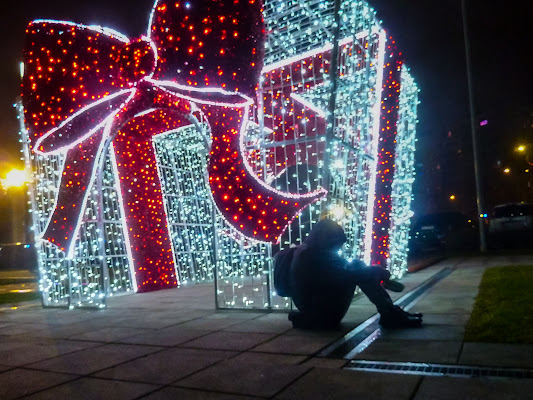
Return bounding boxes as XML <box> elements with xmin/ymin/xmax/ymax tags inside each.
<box><xmin>280</xmin><ymin>218</ymin><xmax>422</xmax><ymax>329</ymax></box>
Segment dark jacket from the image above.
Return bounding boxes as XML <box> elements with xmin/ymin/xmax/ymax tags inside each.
<box><xmin>289</xmin><ymin>219</ymin><xmax>364</xmax><ymax>323</ymax></box>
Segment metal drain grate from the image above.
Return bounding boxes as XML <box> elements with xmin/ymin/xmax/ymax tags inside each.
<box><xmin>345</xmin><ymin>360</ymin><xmax>533</xmax><ymax>379</ymax></box>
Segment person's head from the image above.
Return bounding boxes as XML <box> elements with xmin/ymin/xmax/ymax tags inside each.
<box><xmin>304</xmin><ymin>218</ymin><xmax>347</xmax><ymax>251</ymax></box>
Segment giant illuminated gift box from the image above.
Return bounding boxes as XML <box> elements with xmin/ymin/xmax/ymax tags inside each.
<box><xmin>19</xmin><ymin>0</ymin><xmax>418</xmax><ymax>309</ymax></box>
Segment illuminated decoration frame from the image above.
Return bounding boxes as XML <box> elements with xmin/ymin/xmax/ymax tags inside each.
<box><xmin>20</xmin><ymin>0</ymin><xmax>418</xmax><ymax>309</ymax></box>
<box><xmin>370</xmin><ymin>39</ymin><xmax>419</xmax><ymax>276</ymax></box>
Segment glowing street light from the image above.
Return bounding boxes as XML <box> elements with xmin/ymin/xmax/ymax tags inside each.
<box><xmin>1</xmin><ymin>169</ymin><xmax>30</xmax><ymax>190</ymax></box>
<box><xmin>517</xmin><ymin>145</ymin><xmax>526</xmax><ymax>152</ymax></box>
<box><xmin>503</xmin><ymin>168</ymin><xmax>511</xmax><ymax>174</ymax></box>
<box><xmin>449</xmin><ymin>195</ymin><xmax>456</xmax><ymax>200</ymax></box>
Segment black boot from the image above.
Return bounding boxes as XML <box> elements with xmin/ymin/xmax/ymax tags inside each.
<box><xmin>379</xmin><ymin>306</ymin><xmax>422</xmax><ymax>328</ymax></box>
<box><xmin>383</xmin><ymin>279</ymin><xmax>405</xmax><ymax>292</ymax></box>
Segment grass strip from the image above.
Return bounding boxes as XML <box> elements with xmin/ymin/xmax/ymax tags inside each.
<box><xmin>0</xmin><ymin>292</ymin><xmax>41</xmax><ymax>305</ymax></box>
<box><xmin>464</xmin><ymin>265</ymin><xmax>533</xmax><ymax>344</ymax></box>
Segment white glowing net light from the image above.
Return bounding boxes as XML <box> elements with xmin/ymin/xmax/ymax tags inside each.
<box><xmin>20</xmin><ymin>102</ymin><xmax>134</xmax><ymax>308</ymax></box>
<box><xmin>387</xmin><ymin>66</ymin><xmax>419</xmax><ymax>279</ymax></box>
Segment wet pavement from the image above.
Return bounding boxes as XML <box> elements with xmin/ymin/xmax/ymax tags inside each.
<box><xmin>1</xmin><ymin>255</ymin><xmax>533</xmax><ymax>399</ymax></box>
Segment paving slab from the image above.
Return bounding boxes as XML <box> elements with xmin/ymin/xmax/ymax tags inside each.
<box><xmin>302</xmin><ymin>357</ymin><xmax>349</xmax><ymax>369</ymax></box>
<box><xmin>204</xmin><ymin>311</ymin><xmax>265</xmax><ymax>320</ymax></box>
<box><xmin>119</xmin><ymin>326</ymin><xmax>210</xmax><ymax>346</ymax></box>
<box><xmin>174</xmin><ymin>317</ymin><xmax>244</xmax><ymax>331</ymax></box>
<box><xmin>27</xmin><ymin>343</ymin><xmax>162</xmax><ymax>375</ymax></box>
<box><xmin>29</xmin><ymin>323</ymin><xmax>105</xmax><ymax>339</ymax></box>
<box><xmin>0</xmin><ymin>323</ymin><xmax>51</xmax><ymax>336</ymax></box>
<box><xmin>140</xmin><ymin>386</ymin><xmax>258</xmax><ymax>399</ymax></box>
<box><xmin>176</xmin><ymin>359</ymin><xmax>310</xmax><ymax>398</ymax></box>
<box><xmin>285</xmin><ymin>326</ymin><xmax>350</xmax><ymax>340</ymax></box>
<box><xmin>0</xmin><ymin>368</ymin><xmax>78</xmax><ymax>399</ymax></box>
<box><xmin>413</xmin><ymin>375</ymin><xmax>533</xmax><ymax>400</ymax></box>
<box><xmin>418</xmin><ymin>313</ymin><xmax>471</xmax><ymax>326</ymax></box>
<box><xmin>93</xmin><ymin>348</ymin><xmax>236</xmax><ymax>384</ymax></box>
<box><xmin>68</xmin><ymin>326</ymin><xmax>156</xmax><ymax>342</ymax></box>
<box><xmin>252</xmin><ymin>333</ymin><xmax>335</xmax><ymax>355</ymax></box>
<box><xmin>0</xmin><ymin>338</ymin><xmax>101</xmax><ymax>367</ymax></box>
<box><xmin>353</xmin><ymin>339</ymin><xmax>463</xmax><ymax>364</ymax></box>
<box><xmin>274</xmin><ymin>368</ymin><xmax>421</xmax><ymax>400</ymax></box>
<box><xmin>459</xmin><ymin>343</ymin><xmax>533</xmax><ymax>368</ymax></box>
<box><xmin>180</xmin><ymin>331</ymin><xmax>277</xmax><ymax>351</ymax></box>
<box><xmin>222</xmin><ymin>317</ymin><xmax>292</xmax><ymax>334</ymax></box>
<box><xmin>229</xmin><ymin>351</ymin><xmax>306</xmax><ymax>365</ymax></box>
<box><xmin>96</xmin><ymin>315</ymin><xmax>194</xmax><ymax>329</ymax></box>
<box><xmin>20</xmin><ymin>377</ymin><xmax>160</xmax><ymax>400</ymax></box>
<box><xmin>378</xmin><ymin>324</ymin><xmax>465</xmax><ymax>341</ymax></box>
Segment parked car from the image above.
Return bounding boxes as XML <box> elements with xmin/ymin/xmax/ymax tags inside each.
<box><xmin>0</xmin><ymin>243</ymin><xmax>38</xmax><ymax>270</ymax></box>
<box><xmin>489</xmin><ymin>203</ymin><xmax>533</xmax><ymax>233</ymax></box>
<box><xmin>409</xmin><ymin>212</ymin><xmax>477</xmax><ymax>254</ymax></box>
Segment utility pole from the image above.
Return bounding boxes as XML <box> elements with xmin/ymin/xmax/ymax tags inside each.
<box><xmin>461</xmin><ymin>0</ymin><xmax>487</xmax><ymax>252</ymax></box>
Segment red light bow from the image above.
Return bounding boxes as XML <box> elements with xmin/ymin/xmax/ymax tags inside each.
<box><xmin>21</xmin><ymin>0</ymin><xmax>326</xmax><ymax>291</ymax></box>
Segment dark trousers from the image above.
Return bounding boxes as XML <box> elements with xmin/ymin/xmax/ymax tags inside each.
<box><xmin>345</xmin><ymin>263</ymin><xmax>395</xmax><ymax>314</ymax></box>
<box><xmin>292</xmin><ymin>263</ymin><xmax>395</xmax><ymax>327</ymax></box>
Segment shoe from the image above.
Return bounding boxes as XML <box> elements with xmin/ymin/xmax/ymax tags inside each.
<box><xmin>393</xmin><ymin>305</ymin><xmax>423</xmax><ymax>319</ymax></box>
<box><xmin>383</xmin><ymin>279</ymin><xmax>405</xmax><ymax>292</ymax></box>
<box><xmin>379</xmin><ymin>306</ymin><xmax>422</xmax><ymax>328</ymax></box>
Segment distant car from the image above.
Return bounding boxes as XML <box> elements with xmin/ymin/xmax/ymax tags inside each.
<box><xmin>489</xmin><ymin>203</ymin><xmax>533</xmax><ymax>233</ymax></box>
<box><xmin>409</xmin><ymin>212</ymin><xmax>477</xmax><ymax>254</ymax></box>
<box><xmin>0</xmin><ymin>243</ymin><xmax>38</xmax><ymax>270</ymax></box>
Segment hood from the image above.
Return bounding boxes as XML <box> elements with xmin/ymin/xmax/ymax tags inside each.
<box><xmin>303</xmin><ymin>219</ymin><xmax>347</xmax><ymax>251</ymax></box>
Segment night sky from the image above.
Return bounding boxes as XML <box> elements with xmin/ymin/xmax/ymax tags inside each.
<box><xmin>1</xmin><ymin>0</ymin><xmax>532</xmax><ymax>216</ymax></box>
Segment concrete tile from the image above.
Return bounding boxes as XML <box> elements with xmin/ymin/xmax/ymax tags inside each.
<box><xmin>111</xmin><ymin>316</ymin><xmax>194</xmax><ymax>329</ymax></box>
<box><xmin>230</xmin><ymin>352</ymin><xmax>306</xmax><ymax>365</ymax></box>
<box><xmin>27</xmin><ymin>343</ymin><xmax>162</xmax><ymax>375</ymax></box>
<box><xmin>93</xmin><ymin>348</ymin><xmax>236</xmax><ymax>384</ymax></box>
<box><xmin>0</xmin><ymin>364</ymin><xmax>11</xmax><ymax>372</ymax></box>
<box><xmin>378</xmin><ymin>324</ymin><xmax>465</xmax><ymax>341</ymax></box>
<box><xmin>21</xmin><ymin>377</ymin><xmax>159</xmax><ymax>400</ymax></box>
<box><xmin>302</xmin><ymin>358</ymin><xmax>349</xmax><ymax>369</ymax></box>
<box><xmin>460</xmin><ymin>343</ymin><xmax>533</xmax><ymax>368</ymax></box>
<box><xmin>353</xmin><ymin>340</ymin><xmax>462</xmax><ymax>364</ymax></box>
<box><xmin>119</xmin><ymin>326</ymin><xmax>209</xmax><ymax>346</ymax></box>
<box><xmin>176</xmin><ymin>317</ymin><xmax>243</xmax><ymax>331</ymax></box>
<box><xmin>206</xmin><ymin>311</ymin><xmax>265</xmax><ymax>320</ymax></box>
<box><xmin>141</xmin><ymin>387</ymin><xmax>257</xmax><ymax>399</ymax></box>
<box><xmin>252</xmin><ymin>334</ymin><xmax>335</xmax><ymax>355</ymax></box>
<box><xmin>176</xmin><ymin>359</ymin><xmax>310</xmax><ymax>398</ymax></box>
<box><xmin>180</xmin><ymin>331</ymin><xmax>276</xmax><ymax>351</ymax></box>
<box><xmin>29</xmin><ymin>324</ymin><xmax>100</xmax><ymax>339</ymax></box>
<box><xmin>69</xmin><ymin>326</ymin><xmax>154</xmax><ymax>342</ymax></box>
<box><xmin>419</xmin><ymin>313</ymin><xmax>471</xmax><ymax>326</ymax></box>
<box><xmin>0</xmin><ymin>368</ymin><xmax>78</xmax><ymax>399</ymax></box>
<box><xmin>0</xmin><ymin>323</ymin><xmax>50</xmax><ymax>335</ymax></box>
<box><xmin>413</xmin><ymin>304</ymin><xmax>474</xmax><ymax>315</ymax></box>
<box><xmin>275</xmin><ymin>368</ymin><xmax>421</xmax><ymax>400</ymax></box>
<box><xmin>223</xmin><ymin>318</ymin><xmax>292</xmax><ymax>334</ymax></box>
<box><xmin>285</xmin><ymin>326</ymin><xmax>349</xmax><ymax>340</ymax></box>
<box><xmin>413</xmin><ymin>376</ymin><xmax>533</xmax><ymax>400</ymax></box>
<box><xmin>0</xmin><ymin>339</ymin><xmax>101</xmax><ymax>367</ymax></box>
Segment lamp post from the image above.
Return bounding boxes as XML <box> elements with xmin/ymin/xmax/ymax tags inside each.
<box><xmin>1</xmin><ymin>168</ymin><xmax>30</xmax><ymax>244</ymax></box>
<box><xmin>461</xmin><ymin>0</ymin><xmax>487</xmax><ymax>252</ymax></box>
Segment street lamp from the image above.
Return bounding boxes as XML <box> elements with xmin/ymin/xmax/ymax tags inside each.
<box><xmin>1</xmin><ymin>168</ymin><xmax>30</xmax><ymax>190</ymax></box>
<box><xmin>515</xmin><ymin>144</ymin><xmax>533</xmax><ymax>165</ymax></box>
<box><xmin>462</xmin><ymin>0</ymin><xmax>487</xmax><ymax>252</ymax></box>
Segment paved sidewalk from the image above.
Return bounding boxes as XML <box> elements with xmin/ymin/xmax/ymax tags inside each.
<box><xmin>1</xmin><ymin>255</ymin><xmax>533</xmax><ymax>399</ymax></box>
